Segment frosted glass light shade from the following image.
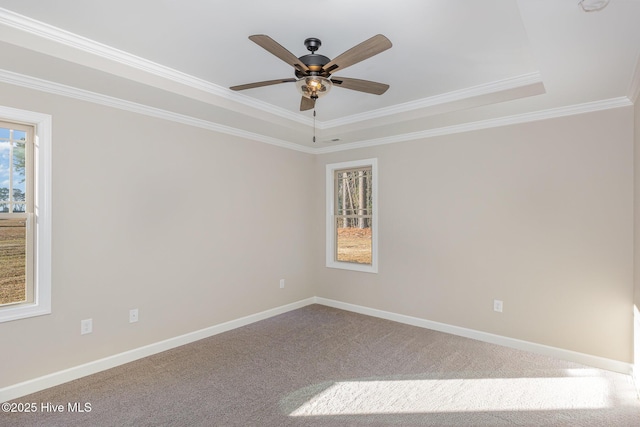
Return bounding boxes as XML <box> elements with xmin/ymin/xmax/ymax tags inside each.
<box><xmin>296</xmin><ymin>76</ymin><xmax>332</xmax><ymax>99</ymax></box>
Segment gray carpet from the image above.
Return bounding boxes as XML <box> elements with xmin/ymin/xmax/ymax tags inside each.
<box><xmin>3</xmin><ymin>304</ymin><xmax>640</xmax><ymax>426</ymax></box>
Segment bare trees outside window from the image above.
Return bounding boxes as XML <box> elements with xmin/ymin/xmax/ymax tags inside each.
<box><xmin>326</xmin><ymin>158</ymin><xmax>377</xmax><ymax>273</ymax></box>
<box><xmin>335</xmin><ymin>167</ymin><xmax>373</xmax><ymax>264</ymax></box>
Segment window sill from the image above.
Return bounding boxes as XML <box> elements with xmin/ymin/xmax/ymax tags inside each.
<box><xmin>0</xmin><ymin>301</ymin><xmax>51</xmax><ymax>323</ymax></box>
<box><xmin>326</xmin><ymin>261</ymin><xmax>378</xmax><ymax>274</ymax></box>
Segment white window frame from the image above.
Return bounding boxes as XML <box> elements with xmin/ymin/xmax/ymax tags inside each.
<box><xmin>0</xmin><ymin>106</ymin><xmax>52</xmax><ymax>323</ymax></box>
<box><xmin>326</xmin><ymin>158</ymin><xmax>378</xmax><ymax>273</ymax></box>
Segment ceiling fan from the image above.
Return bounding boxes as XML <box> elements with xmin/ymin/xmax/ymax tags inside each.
<box><xmin>230</xmin><ymin>34</ymin><xmax>392</xmax><ymax>111</ymax></box>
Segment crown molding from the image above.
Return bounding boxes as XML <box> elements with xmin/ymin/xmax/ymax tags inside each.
<box><xmin>0</xmin><ymin>69</ymin><xmax>315</xmax><ymax>154</ymax></box>
<box><xmin>314</xmin><ymin>97</ymin><xmax>633</xmax><ymax>153</ymax></box>
<box><xmin>0</xmin><ymin>7</ymin><xmax>311</xmax><ymax>127</ymax></box>
<box><xmin>0</xmin><ymin>69</ymin><xmax>633</xmax><ymax>154</ymax></box>
<box><xmin>318</xmin><ymin>72</ymin><xmax>543</xmax><ymax>129</ymax></box>
<box><xmin>1</xmin><ymin>68</ymin><xmax>631</xmax><ymax>155</ymax></box>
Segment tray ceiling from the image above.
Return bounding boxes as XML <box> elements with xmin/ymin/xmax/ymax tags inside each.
<box><xmin>0</xmin><ymin>0</ymin><xmax>639</xmax><ymax>151</ymax></box>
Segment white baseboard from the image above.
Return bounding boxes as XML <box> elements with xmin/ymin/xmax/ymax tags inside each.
<box><xmin>0</xmin><ymin>298</ymin><xmax>316</xmax><ymax>403</ymax></box>
<box><xmin>315</xmin><ymin>297</ymin><xmax>634</xmax><ymax>375</ymax></box>
<box><xmin>2</xmin><ymin>295</ymin><xmax>633</xmax><ymax>403</ymax></box>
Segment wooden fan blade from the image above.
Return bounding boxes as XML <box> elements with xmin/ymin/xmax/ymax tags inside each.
<box><xmin>230</xmin><ymin>78</ymin><xmax>296</xmax><ymax>91</ymax></box>
<box><xmin>249</xmin><ymin>35</ymin><xmax>309</xmax><ymax>73</ymax></box>
<box><xmin>323</xmin><ymin>34</ymin><xmax>392</xmax><ymax>74</ymax></box>
<box><xmin>331</xmin><ymin>77</ymin><xmax>389</xmax><ymax>95</ymax></box>
<box><xmin>300</xmin><ymin>96</ymin><xmax>315</xmax><ymax>111</ymax></box>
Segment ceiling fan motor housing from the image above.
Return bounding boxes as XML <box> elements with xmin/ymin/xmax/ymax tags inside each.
<box><xmin>296</xmin><ymin>54</ymin><xmax>331</xmax><ymax>77</ymax></box>
<box><xmin>294</xmin><ymin>37</ymin><xmax>331</xmax><ymax>77</ymax></box>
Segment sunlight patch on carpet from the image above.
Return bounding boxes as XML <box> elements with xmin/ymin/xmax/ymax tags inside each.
<box><xmin>289</xmin><ymin>373</ymin><xmax>612</xmax><ymax>415</ymax></box>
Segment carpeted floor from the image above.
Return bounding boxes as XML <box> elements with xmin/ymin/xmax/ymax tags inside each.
<box><xmin>3</xmin><ymin>304</ymin><xmax>640</xmax><ymax>426</ymax></box>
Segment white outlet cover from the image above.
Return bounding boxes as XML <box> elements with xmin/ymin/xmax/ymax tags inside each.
<box><xmin>81</xmin><ymin>318</ymin><xmax>92</xmax><ymax>335</ymax></box>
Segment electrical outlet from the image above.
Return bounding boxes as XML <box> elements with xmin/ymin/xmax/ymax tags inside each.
<box><xmin>129</xmin><ymin>308</ymin><xmax>139</xmax><ymax>323</ymax></box>
<box><xmin>280</xmin><ymin>279</ymin><xmax>285</xmax><ymax>289</ymax></box>
<box><xmin>80</xmin><ymin>318</ymin><xmax>92</xmax><ymax>335</ymax></box>
<box><xmin>493</xmin><ymin>299</ymin><xmax>504</xmax><ymax>313</ymax></box>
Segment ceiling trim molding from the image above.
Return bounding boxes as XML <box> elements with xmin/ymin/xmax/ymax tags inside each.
<box><xmin>0</xmin><ymin>68</ymin><xmax>631</xmax><ymax>156</ymax></box>
<box><xmin>0</xmin><ymin>7</ymin><xmax>311</xmax><ymax>127</ymax></box>
<box><xmin>314</xmin><ymin>97</ymin><xmax>633</xmax><ymax>154</ymax></box>
<box><xmin>0</xmin><ymin>69</ymin><xmax>315</xmax><ymax>154</ymax></box>
<box><xmin>318</xmin><ymin>72</ymin><xmax>543</xmax><ymax>129</ymax></box>
<box><xmin>628</xmin><ymin>54</ymin><xmax>640</xmax><ymax>104</ymax></box>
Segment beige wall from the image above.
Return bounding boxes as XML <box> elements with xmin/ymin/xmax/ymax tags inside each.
<box><xmin>316</xmin><ymin>107</ymin><xmax>635</xmax><ymax>363</ymax></box>
<box><xmin>0</xmin><ymin>80</ymin><xmax>637</xmax><ymax>390</ymax></box>
<box><xmin>0</xmin><ymin>83</ymin><xmax>316</xmax><ymax>388</ymax></box>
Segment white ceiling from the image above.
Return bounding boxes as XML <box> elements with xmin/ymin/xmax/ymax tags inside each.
<box><xmin>0</xmin><ymin>0</ymin><xmax>639</xmax><ymax>152</ymax></box>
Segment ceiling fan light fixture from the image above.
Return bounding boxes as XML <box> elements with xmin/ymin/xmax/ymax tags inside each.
<box><xmin>296</xmin><ymin>76</ymin><xmax>332</xmax><ymax>99</ymax></box>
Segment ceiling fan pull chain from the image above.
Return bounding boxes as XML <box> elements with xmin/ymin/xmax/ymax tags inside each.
<box><xmin>313</xmin><ymin>109</ymin><xmax>316</xmax><ymax>143</ymax></box>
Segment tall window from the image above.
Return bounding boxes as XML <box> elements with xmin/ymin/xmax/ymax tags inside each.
<box><xmin>0</xmin><ymin>107</ymin><xmax>51</xmax><ymax>323</ymax></box>
<box><xmin>0</xmin><ymin>122</ymin><xmax>34</xmax><ymax>306</ymax></box>
<box><xmin>326</xmin><ymin>159</ymin><xmax>378</xmax><ymax>273</ymax></box>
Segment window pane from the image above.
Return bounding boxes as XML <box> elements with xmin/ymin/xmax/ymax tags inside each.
<box><xmin>335</xmin><ymin>168</ymin><xmax>372</xmax><ymax>216</ymax></box>
<box><xmin>12</xmin><ymin>142</ymin><xmax>26</xmax><ymax>213</ymax></box>
<box><xmin>336</xmin><ymin>218</ymin><xmax>372</xmax><ymax>265</ymax></box>
<box><xmin>12</xmin><ymin>203</ymin><xmax>26</xmax><ymax>213</ymax></box>
<box><xmin>0</xmin><ymin>218</ymin><xmax>27</xmax><ymax>305</ymax></box>
<box><xmin>13</xmin><ymin>141</ymin><xmax>26</xmax><ymax>195</ymax></box>
<box><xmin>12</xmin><ymin>130</ymin><xmax>26</xmax><ymax>141</ymax></box>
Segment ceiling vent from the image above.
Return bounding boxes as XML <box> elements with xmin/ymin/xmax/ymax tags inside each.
<box><xmin>578</xmin><ymin>0</ymin><xmax>610</xmax><ymax>12</ymax></box>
